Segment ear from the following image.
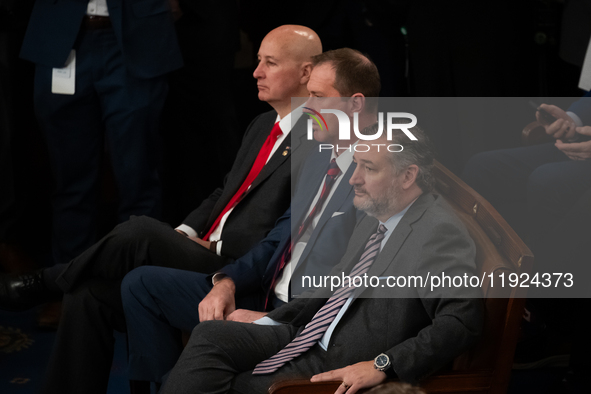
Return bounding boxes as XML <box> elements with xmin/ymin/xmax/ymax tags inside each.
<box><xmin>401</xmin><ymin>164</ymin><xmax>419</xmax><ymax>190</ymax></box>
<box><xmin>300</xmin><ymin>62</ymin><xmax>313</xmax><ymax>85</ymax></box>
<box><xmin>347</xmin><ymin>94</ymin><xmax>365</xmax><ymax>115</ymax></box>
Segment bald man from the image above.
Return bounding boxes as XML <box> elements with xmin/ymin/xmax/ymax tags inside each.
<box><xmin>5</xmin><ymin>25</ymin><xmax>321</xmax><ymax>394</ymax></box>
<box><xmin>253</xmin><ymin>25</ymin><xmax>322</xmax><ymax>118</ymax></box>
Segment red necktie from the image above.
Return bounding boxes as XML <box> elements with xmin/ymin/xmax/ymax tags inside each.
<box><xmin>203</xmin><ymin>122</ymin><xmax>283</xmax><ymax>241</ymax></box>
<box><xmin>263</xmin><ymin>159</ymin><xmax>341</xmax><ymax>309</ymax></box>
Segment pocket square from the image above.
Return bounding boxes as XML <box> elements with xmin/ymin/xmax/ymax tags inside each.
<box><xmin>331</xmin><ymin>212</ymin><xmax>344</xmax><ymax>218</ymax></box>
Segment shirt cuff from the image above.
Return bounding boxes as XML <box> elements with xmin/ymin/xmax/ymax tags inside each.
<box><xmin>254</xmin><ymin>316</ymin><xmax>283</xmax><ymax>326</ymax></box>
<box><xmin>176</xmin><ymin>224</ymin><xmax>197</xmax><ymax>238</ymax></box>
<box><xmin>215</xmin><ymin>240</ymin><xmax>223</xmax><ymax>256</ymax></box>
<box><xmin>567</xmin><ymin>111</ymin><xmax>584</xmax><ymax>127</ymax></box>
<box><xmin>211</xmin><ymin>272</ymin><xmax>227</xmax><ymax>286</ymax></box>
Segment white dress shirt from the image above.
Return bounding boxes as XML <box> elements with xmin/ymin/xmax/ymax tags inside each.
<box><xmin>273</xmin><ymin>147</ymin><xmax>354</xmax><ymax>302</ymax></box>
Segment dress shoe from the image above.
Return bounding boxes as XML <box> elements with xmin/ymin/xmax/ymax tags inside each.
<box><xmin>0</xmin><ymin>269</ymin><xmax>51</xmax><ymax>311</ymax></box>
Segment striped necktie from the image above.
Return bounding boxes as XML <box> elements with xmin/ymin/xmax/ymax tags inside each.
<box><xmin>252</xmin><ymin>224</ymin><xmax>388</xmax><ymax>375</ymax></box>
<box><xmin>293</xmin><ymin>158</ymin><xmax>341</xmax><ymax>244</ymax></box>
<box><xmin>263</xmin><ymin>159</ymin><xmax>341</xmax><ymax>309</ymax></box>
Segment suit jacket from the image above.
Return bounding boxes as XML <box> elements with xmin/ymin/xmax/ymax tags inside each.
<box><xmin>568</xmin><ymin>92</ymin><xmax>591</xmax><ymax>126</ymax></box>
<box><xmin>19</xmin><ymin>0</ymin><xmax>183</xmax><ymax>78</ymax></box>
<box><xmin>559</xmin><ymin>0</ymin><xmax>591</xmax><ymax>67</ymax></box>
<box><xmin>183</xmin><ymin>110</ymin><xmax>315</xmax><ymax>260</ymax></box>
<box><xmin>218</xmin><ymin>147</ymin><xmax>359</xmax><ymax>304</ymax></box>
<box><xmin>266</xmin><ymin>193</ymin><xmax>484</xmax><ymax>384</ymax></box>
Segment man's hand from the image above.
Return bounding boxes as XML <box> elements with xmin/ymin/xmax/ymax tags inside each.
<box><xmin>175</xmin><ymin>228</ymin><xmax>210</xmax><ymax>249</ymax></box>
<box><xmin>198</xmin><ymin>278</ymin><xmax>236</xmax><ymax>322</ymax></box>
<box><xmin>555</xmin><ymin>126</ymin><xmax>591</xmax><ymax>160</ymax></box>
<box><xmin>226</xmin><ymin>309</ymin><xmax>268</xmax><ymax>323</ymax></box>
<box><xmin>537</xmin><ymin>104</ymin><xmax>577</xmax><ymax>141</ymax></box>
<box><xmin>188</xmin><ymin>235</ymin><xmax>211</xmax><ymax>250</ymax></box>
<box><xmin>310</xmin><ymin>361</ymin><xmax>387</xmax><ymax>394</ymax></box>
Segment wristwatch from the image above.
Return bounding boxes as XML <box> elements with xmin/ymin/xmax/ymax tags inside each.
<box><xmin>374</xmin><ymin>353</ymin><xmax>394</xmax><ymax>378</ymax></box>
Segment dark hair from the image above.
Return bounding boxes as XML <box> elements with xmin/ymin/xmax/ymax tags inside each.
<box><xmin>311</xmin><ymin>48</ymin><xmax>381</xmax><ymax>109</ymax></box>
<box><xmin>360</xmin><ymin>122</ymin><xmax>436</xmax><ymax>193</ymax></box>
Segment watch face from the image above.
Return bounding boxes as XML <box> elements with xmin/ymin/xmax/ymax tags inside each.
<box><xmin>376</xmin><ymin>354</ymin><xmax>389</xmax><ymax>368</ymax></box>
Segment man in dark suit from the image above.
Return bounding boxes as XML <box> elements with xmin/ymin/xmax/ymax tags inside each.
<box><xmin>1</xmin><ymin>24</ymin><xmax>321</xmax><ymax>304</ymax></box>
<box><xmin>0</xmin><ymin>25</ymin><xmax>322</xmax><ymax>394</ymax></box>
<box><xmin>462</xmin><ymin>97</ymin><xmax>591</xmax><ymax>243</ymax></box>
<box><xmin>18</xmin><ymin>0</ymin><xmax>183</xmax><ymax>269</ymax></box>
<box><xmin>161</xmin><ymin>127</ymin><xmax>484</xmax><ymax>393</ymax></box>
<box><xmin>120</xmin><ymin>48</ymin><xmax>381</xmax><ymax>388</ymax></box>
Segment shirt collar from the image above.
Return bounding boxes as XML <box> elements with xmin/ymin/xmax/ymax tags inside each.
<box><xmin>380</xmin><ymin>199</ymin><xmax>416</xmax><ymax>235</ymax></box>
<box><xmin>275</xmin><ymin>104</ymin><xmax>304</xmax><ymax>135</ymax></box>
<box><xmin>333</xmin><ymin>144</ymin><xmax>354</xmax><ymax>175</ymax></box>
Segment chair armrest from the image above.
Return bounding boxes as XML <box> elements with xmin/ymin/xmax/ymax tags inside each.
<box><xmin>268</xmin><ymin>371</ymin><xmax>497</xmax><ymax>394</ymax></box>
<box><xmin>269</xmin><ymin>380</ymin><xmax>373</xmax><ymax>394</ymax></box>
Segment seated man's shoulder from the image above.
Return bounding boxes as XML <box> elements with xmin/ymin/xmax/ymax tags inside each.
<box><xmin>418</xmin><ymin>194</ymin><xmax>470</xmax><ymax>236</ymax></box>
<box><xmin>249</xmin><ymin>110</ymin><xmax>278</xmax><ymax>128</ymax></box>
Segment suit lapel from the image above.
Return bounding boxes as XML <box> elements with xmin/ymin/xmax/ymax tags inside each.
<box><xmin>248</xmin><ymin>115</ymin><xmax>308</xmax><ymax>195</ymax></box>
<box><xmin>290</xmin><ymin>149</ymin><xmax>332</xmax><ymax>231</ymax></box>
<box><xmin>248</xmin><ymin>133</ymin><xmax>291</xmax><ymax>192</ymax></box>
<box><xmin>290</xmin><ymin>115</ymin><xmax>308</xmax><ymax>152</ymax></box>
<box><xmin>353</xmin><ymin>193</ymin><xmax>436</xmax><ymax>298</ymax></box>
<box><xmin>239</xmin><ymin>113</ymin><xmax>276</xmax><ymax>182</ymax></box>
<box><xmin>337</xmin><ymin>216</ymin><xmax>381</xmax><ymax>274</ymax></box>
<box><xmin>295</xmin><ymin>163</ymin><xmax>357</xmax><ymax>267</ymax></box>
<box><xmin>312</xmin><ymin>163</ymin><xmax>356</xmax><ymax>235</ymax></box>
<box><xmin>204</xmin><ymin>113</ymin><xmax>275</xmax><ymax>230</ymax></box>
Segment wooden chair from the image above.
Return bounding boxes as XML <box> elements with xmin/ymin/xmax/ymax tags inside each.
<box><xmin>269</xmin><ymin>160</ymin><xmax>534</xmax><ymax>394</ymax></box>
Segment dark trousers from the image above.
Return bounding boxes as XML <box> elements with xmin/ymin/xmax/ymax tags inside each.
<box><xmin>461</xmin><ymin>143</ymin><xmax>591</xmax><ymax>243</ymax></box>
<box><xmin>51</xmin><ymin>215</ymin><xmax>232</xmax><ymax>293</ymax></box>
<box><xmin>42</xmin><ymin>278</ymin><xmax>125</xmax><ymax>394</ymax></box>
<box><xmin>161</xmin><ymin>320</ymin><xmax>326</xmax><ymax>394</ymax></box>
<box><xmin>42</xmin><ymin>216</ymin><xmax>234</xmax><ymax>393</ymax></box>
<box><xmin>34</xmin><ymin>26</ymin><xmax>167</xmax><ymax>266</ymax></box>
<box><xmin>121</xmin><ymin>266</ymin><xmax>264</xmax><ymax>383</ymax></box>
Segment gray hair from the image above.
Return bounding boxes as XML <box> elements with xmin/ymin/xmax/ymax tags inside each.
<box><xmin>360</xmin><ymin>122</ymin><xmax>436</xmax><ymax>193</ymax></box>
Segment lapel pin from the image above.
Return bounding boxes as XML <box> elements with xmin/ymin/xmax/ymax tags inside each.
<box><xmin>282</xmin><ymin>146</ymin><xmax>290</xmax><ymax>156</ymax></box>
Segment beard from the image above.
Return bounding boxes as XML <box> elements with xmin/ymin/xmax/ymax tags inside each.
<box><xmin>353</xmin><ymin>181</ymin><xmax>403</xmax><ymax>219</ymax></box>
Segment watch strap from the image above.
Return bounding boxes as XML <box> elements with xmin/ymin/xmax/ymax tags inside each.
<box><xmin>384</xmin><ymin>364</ymin><xmax>396</xmax><ymax>379</ymax></box>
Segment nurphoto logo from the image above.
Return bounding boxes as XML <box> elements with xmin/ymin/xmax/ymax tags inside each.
<box><xmin>305</xmin><ymin>108</ymin><xmax>418</xmax><ymax>152</ymax></box>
